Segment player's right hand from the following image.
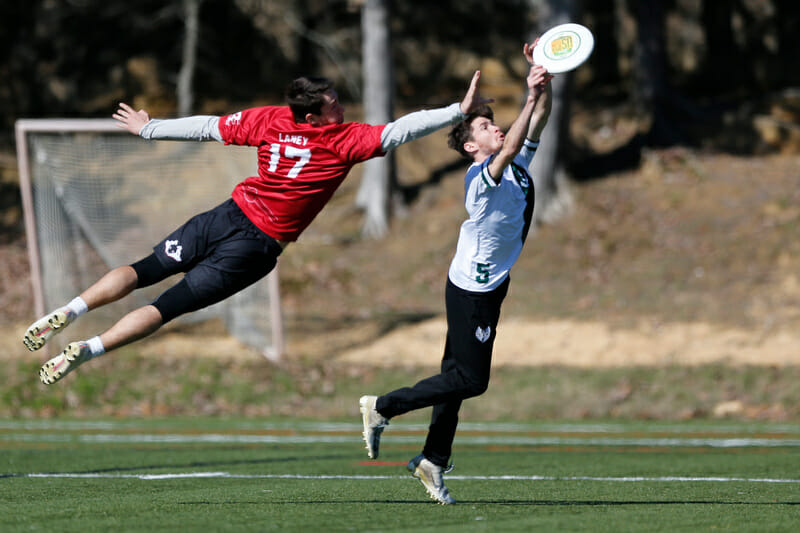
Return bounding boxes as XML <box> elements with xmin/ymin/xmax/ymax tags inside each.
<box><xmin>112</xmin><ymin>102</ymin><xmax>151</xmax><ymax>135</ymax></box>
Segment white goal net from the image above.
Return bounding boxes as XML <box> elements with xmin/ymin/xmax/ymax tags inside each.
<box><xmin>16</xmin><ymin>119</ymin><xmax>283</xmax><ymax>359</ymax></box>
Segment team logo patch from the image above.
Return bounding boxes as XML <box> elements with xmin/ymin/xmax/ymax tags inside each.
<box><xmin>165</xmin><ymin>240</ymin><xmax>183</xmax><ymax>262</ymax></box>
<box><xmin>511</xmin><ymin>163</ymin><xmax>531</xmax><ymax>195</ymax></box>
<box><xmin>226</xmin><ymin>112</ymin><xmax>242</xmax><ymax>126</ymax></box>
<box><xmin>475</xmin><ymin>326</ymin><xmax>491</xmax><ymax>343</ymax></box>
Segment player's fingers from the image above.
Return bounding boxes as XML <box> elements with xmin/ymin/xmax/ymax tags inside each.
<box><xmin>464</xmin><ymin>71</ymin><xmax>482</xmax><ymax>102</ymax></box>
<box><xmin>532</xmin><ymin>65</ymin><xmax>548</xmax><ymax>79</ymax></box>
<box><xmin>528</xmin><ymin>38</ymin><xmax>543</xmax><ymax>65</ymax></box>
<box><xmin>469</xmin><ymin>70</ymin><xmax>481</xmax><ymax>91</ymax></box>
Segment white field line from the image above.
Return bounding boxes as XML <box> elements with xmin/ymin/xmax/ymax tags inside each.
<box><xmin>16</xmin><ymin>472</ymin><xmax>800</xmax><ymax>484</ymax></box>
<box><xmin>2</xmin><ymin>420</ymin><xmax>800</xmax><ymax>435</ymax></box>
<box><xmin>7</xmin><ymin>424</ymin><xmax>800</xmax><ymax>485</ymax></box>
<box><xmin>4</xmin><ymin>432</ymin><xmax>800</xmax><ymax>448</ymax></box>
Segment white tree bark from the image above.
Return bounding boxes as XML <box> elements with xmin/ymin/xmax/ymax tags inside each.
<box><xmin>528</xmin><ymin>0</ymin><xmax>578</xmax><ymax>224</ymax></box>
<box><xmin>176</xmin><ymin>0</ymin><xmax>202</xmax><ymax>117</ymax></box>
<box><xmin>356</xmin><ymin>0</ymin><xmax>394</xmax><ymax>239</ymax></box>
<box><xmin>177</xmin><ymin>0</ymin><xmax>202</xmax><ymax>117</ymax></box>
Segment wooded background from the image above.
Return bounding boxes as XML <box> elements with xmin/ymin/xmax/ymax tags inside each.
<box><xmin>2</xmin><ymin>0</ymin><xmax>799</xmax><ymax>235</ymax></box>
<box><xmin>3</xmin><ymin>0</ymin><xmax>798</xmax><ymax>140</ymax></box>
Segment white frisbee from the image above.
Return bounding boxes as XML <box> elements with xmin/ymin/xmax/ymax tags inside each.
<box><xmin>532</xmin><ymin>23</ymin><xmax>595</xmax><ymax>73</ymax></box>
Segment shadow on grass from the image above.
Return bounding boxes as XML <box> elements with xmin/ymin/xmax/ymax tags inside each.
<box><xmin>0</xmin><ymin>453</ymin><xmax>353</xmax><ymax>478</ymax></box>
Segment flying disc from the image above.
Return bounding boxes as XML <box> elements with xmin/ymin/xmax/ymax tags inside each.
<box><xmin>532</xmin><ymin>23</ymin><xmax>594</xmax><ymax>73</ymax></box>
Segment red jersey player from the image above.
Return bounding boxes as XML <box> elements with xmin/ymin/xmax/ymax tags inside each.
<box><xmin>28</xmin><ymin>72</ymin><xmax>491</xmax><ymax>385</ymax></box>
<box><xmin>220</xmin><ymin>103</ymin><xmax>385</xmax><ymax>242</ymax></box>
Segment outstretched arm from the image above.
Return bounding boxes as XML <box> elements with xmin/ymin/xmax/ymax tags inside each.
<box><xmin>486</xmin><ymin>58</ymin><xmax>550</xmax><ymax>180</ymax></box>
<box><xmin>112</xmin><ymin>102</ymin><xmax>223</xmax><ymax>142</ymax></box>
<box><xmin>527</xmin><ymin>80</ymin><xmax>552</xmax><ymax>142</ymax></box>
<box><xmin>380</xmin><ymin>69</ymin><xmax>495</xmax><ymax>151</ymax></box>
<box><xmin>524</xmin><ymin>39</ymin><xmax>553</xmax><ymax>142</ymax></box>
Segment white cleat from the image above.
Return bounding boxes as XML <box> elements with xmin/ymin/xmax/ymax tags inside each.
<box><xmin>359</xmin><ymin>395</ymin><xmax>389</xmax><ymax>459</ymax></box>
<box><xmin>23</xmin><ymin>308</ymin><xmax>75</xmax><ymax>351</ymax></box>
<box><xmin>408</xmin><ymin>454</ymin><xmax>456</xmax><ymax>505</ymax></box>
<box><xmin>39</xmin><ymin>342</ymin><xmax>92</xmax><ymax>385</ymax></box>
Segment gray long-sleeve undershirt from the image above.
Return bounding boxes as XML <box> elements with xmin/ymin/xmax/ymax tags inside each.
<box><xmin>138</xmin><ymin>103</ymin><xmax>465</xmax><ymax>152</ymax></box>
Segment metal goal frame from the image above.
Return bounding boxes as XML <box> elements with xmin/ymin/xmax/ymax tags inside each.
<box><xmin>15</xmin><ymin>118</ymin><xmax>284</xmax><ymax>360</ymax></box>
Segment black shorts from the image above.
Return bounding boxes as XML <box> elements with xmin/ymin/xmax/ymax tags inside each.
<box><xmin>150</xmin><ymin>198</ymin><xmax>283</xmax><ymax>312</ymax></box>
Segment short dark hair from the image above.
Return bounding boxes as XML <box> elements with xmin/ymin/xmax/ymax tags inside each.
<box><xmin>447</xmin><ymin>104</ymin><xmax>494</xmax><ymax>158</ymax></box>
<box><xmin>286</xmin><ymin>77</ymin><xmax>334</xmax><ymax>122</ymax></box>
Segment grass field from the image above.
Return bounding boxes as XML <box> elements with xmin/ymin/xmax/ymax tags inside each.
<box><xmin>3</xmin><ymin>418</ymin><xmax>799</xmax><ymax>532</ymax></box>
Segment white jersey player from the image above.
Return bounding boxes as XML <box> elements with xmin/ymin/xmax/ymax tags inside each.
<box><xmin>359</xmin><ymin>40</ymin><xmax>553</xmax><ymax>505</ymax></box>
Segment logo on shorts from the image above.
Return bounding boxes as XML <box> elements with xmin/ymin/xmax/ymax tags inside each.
<box><xmin>165</xmin><ymin>240</ymin><xmax>183</xmax><ymax>262</ymax></box>
<box><xmin>475</xmin><ymin>326</ymin><xmax>491</xmax><ymax>343</ymax></box>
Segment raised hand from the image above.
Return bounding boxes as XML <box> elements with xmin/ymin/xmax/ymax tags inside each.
<box><xmin>460</xmin><ymin>70</ymin><xmax>495</xmax><ymax>115</ymax></box>
<box><xmin>527</xmin><ymin>65</ymin><xmax>553</xmax><ymax>95</ymax></box>
<box><xmin>525</xmin><ymin>40</ymin><xmax>554</xmax><ymax>99</ymax></box>
<box><xmin>112</xmin><ymin>102</ymin><xmax>151</xmax><ymax>135</ymax></box>
<box><xmin>523</xmin><ymin>38</ymin><xmax>541</xmax><ymax>65</ymax></box>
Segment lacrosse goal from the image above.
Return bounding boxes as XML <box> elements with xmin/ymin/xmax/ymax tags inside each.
<box><xmin>15</xmin><ymin>119</ymin><xmax>284</xmax><ymax>360</ymax></box>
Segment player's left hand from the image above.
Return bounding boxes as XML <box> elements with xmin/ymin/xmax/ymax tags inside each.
<box><xmin>460</xmin><ymin>70</ymin><xmax>495</xmax><ymax>115</ymax></box>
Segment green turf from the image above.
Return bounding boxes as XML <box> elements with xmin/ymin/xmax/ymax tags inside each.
<box><xmin>2</xmin><ymin>419</ymin><xmax>799</xmax><ymax>532</ymax></box>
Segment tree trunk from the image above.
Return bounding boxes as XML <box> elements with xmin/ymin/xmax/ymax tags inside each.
<box><xmin>177</xmin><ymin>0</ymin><xmax>201</xmax><ymax>117</ymax></box>
<box><xmin>356</xmin><ymin>0</ymin><xmax>394</xmax><ymax>239</ymax></box>
<box><xmin>633</xmin><ymin>0</ymin><xmax>687</xmax><ymax>146</ymax></box>
<box><xmin>634</xmin><ymin>0</ymin><xmax>669</xmax><ymax>144</ymax></box>
<box><xmin>701</xmin><ymin>0</ymin><xmax>740</xmax><ymax>91</ymax></box>
<box><xmin>528</xmin><ymin>0</ymin><xmax>579</xmax><ymax>224</ymax></box>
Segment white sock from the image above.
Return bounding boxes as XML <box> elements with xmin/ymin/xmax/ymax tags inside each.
<box><xmin>66</xmin><ymin>296</ymin><xmax>89</xmax><ymax>317</ymax></box>
<box><xmin>86</xmin><ymin>336</ymin><xmax>105</xmax><ymax>358</ymax></box>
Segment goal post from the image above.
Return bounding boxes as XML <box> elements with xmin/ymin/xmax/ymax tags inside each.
<box><xmin>15</xmin><ymin>118</ymin><xmax>284</xmax><ymax>360</ymax></box>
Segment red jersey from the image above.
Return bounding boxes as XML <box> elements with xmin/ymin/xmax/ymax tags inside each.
<box><xmin>219</xmin><ymin>106</ymin><xmax>386</xmax><ymax>241</ymax></box>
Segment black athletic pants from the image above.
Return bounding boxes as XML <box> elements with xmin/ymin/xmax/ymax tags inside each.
<box><xmin>375</xmin><ymin>276</ymin><xmax>509</xmax><ymax>467</ymax></box>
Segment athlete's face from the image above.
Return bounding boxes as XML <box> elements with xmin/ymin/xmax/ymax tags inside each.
<box><xmin>313</xmin><ymin>90</ymin><xmax>345</xmax><ymax>125</ymax></box>
<box><xmin>465</xmin><ymin>116</ymin><xmax>504</xmax><ymax>158</ymax></box>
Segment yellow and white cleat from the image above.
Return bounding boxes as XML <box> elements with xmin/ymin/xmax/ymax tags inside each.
<box><xmin>39</xmin><ymin>342</ymin><xmax>91</xmax><ymax>385</ymax></box>
<box><xmin>23</xmin><ymin>309</ymin><xmax>75</xmax><ymax>351</ymax></box>
<box><xmin>408</xmin><ymin>454</ymin><xmax>456</xmax><ymax>505</ymax></box>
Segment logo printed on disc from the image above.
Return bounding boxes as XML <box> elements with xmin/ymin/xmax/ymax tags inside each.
<box><xmin>544</xmin><ymin>32</ymin><xmax>581</xmax><ymax>61</ymax></box>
